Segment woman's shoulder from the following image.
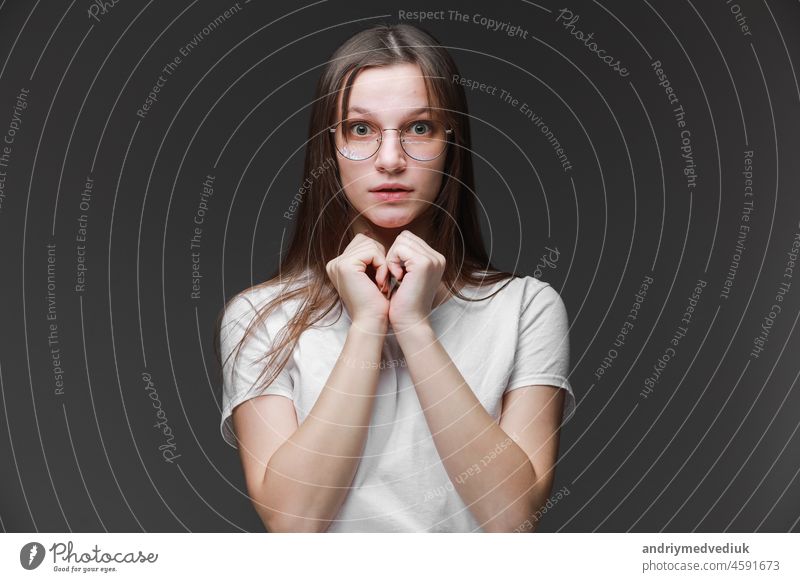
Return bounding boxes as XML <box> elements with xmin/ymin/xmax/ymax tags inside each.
<box><xmin>467</xmin><ymin>273</ymin><xmax>566</xmax><ymax>322</ymax></box>
<box><xmin>516</xmin><ymin>274</ymin><xmax>559</xmax><ymax>297</ymax></box>
<box><xmin>223</xmin><ymin>273</ymin><xmax>312</xmax><ymax>324</ymax></box>
<box><xmin>467</xmin><ymin>271</ymin><xmax>554</xmax><ymax>300</ymax></box>
<box><xmin>512</xmin><ymin>276</ymin><xmax>568</xmax><ymax>325</ymax></box>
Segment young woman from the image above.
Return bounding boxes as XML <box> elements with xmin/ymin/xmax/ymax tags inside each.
<box><xmin>214</xmin><ymin>23</ymin><xmax>575</xmax><ymax>533</ymax></box>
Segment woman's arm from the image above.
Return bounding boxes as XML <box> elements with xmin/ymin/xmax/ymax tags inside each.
<box><xmin>377</xmin><ymin>230</ymin><xmax>567</xmax><ymax>532</ymax></box>
<box><xmin>234</xmin><ymin>233</ymin><xmax>392</xmax><ymax>532</ymax></box>
<box><xmin>234</xmin><ymin>317</ymin><xmax>387</xmax><ymax>533</ymax></box>
<box><xmin>395</xmin><ymin>325</ymin><xmax>563</xmax><ymax>533</ymax></box>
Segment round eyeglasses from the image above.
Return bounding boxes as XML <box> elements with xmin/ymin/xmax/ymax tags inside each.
<box><xmin>329</xmin><ymin>119</ymin><xmax>453</xmax><ymax>161</ymax></box>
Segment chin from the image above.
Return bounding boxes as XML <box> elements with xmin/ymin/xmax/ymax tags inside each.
<box><xmin>364</xmin><ymin>209</ymin><xmax>418</xmax><ymax>229</ymax></box>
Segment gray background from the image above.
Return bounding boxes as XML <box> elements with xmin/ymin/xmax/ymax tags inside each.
<box><xmin>0</xmin><ymin>0</ymin><xmax>798</xmax><ymax>532</ymax></box>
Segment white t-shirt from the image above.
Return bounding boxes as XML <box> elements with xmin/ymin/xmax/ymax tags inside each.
<box><xmin>219</xmin><ymin>273</ymin><xmax>575</xmax><ymax>532</ymax></box>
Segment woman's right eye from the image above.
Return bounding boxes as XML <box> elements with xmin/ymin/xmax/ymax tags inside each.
<box><xmin>348</xmin><ymin>122</ymin><xmax>375</xmax><ymax>137</ymax></box>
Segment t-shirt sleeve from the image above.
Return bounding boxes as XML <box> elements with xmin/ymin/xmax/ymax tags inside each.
<box><xmin>505</xmin><ymin>282</ymin><xmax>576</xmax><ymax>425</ymax></box>
<box><xmin>219</xmin><ymin>292</ymin><xmax>295</xmax><ymax>449</ymax></box>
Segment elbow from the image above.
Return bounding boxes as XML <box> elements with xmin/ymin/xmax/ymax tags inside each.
<box><xmin>486</xmin><ymin>514</ymin><xmax>541</xmax><ymax>533</ymax></box>
<box><xmin>247</xmin><ymin>469</ymin><xmax>333</xmax><ymax>532</ymax></box>
<box><xmin>250</xmin><ymin>492</ymin><xmax>332</xmax><ymax>533</ymax></box>
<box><xmin>260</xmin><ymin>512</ymin><xmax>332</xmax><ymax>533</ymax></box>
<box><xmin>483</xmin><ymin>512</ymin><xmax>538</xmax><ymax>533</ymax></box>
<box><xmin>478</xmin><ymin>501</ymin><xmax>536</xmax><ymax>532</ymax></box>
<box><xmin>482</xmin><ymin>488</ymin><xmax>546</xmax><ymax>533</ymax></box>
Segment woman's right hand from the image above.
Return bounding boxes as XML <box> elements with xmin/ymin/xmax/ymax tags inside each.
<box><xmin>325</xmin><ymin>232</ymin><xmax>390</xmax><ymax>327</ymax></box>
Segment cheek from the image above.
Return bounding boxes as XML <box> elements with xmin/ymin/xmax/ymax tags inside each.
<box><xmin>420</xmin><ymin>165</ymin><xmax>446</xmax><ymax>198</ymax></box>
<box><xmin>337</xmin><ymin>163</ymin><xmax>363</xmax><ymax>201</ymax></box>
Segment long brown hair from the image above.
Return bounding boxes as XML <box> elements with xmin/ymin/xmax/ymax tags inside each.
<box><xmin>213</xmin><ymin>22</ymin><xmax>518</xmax><ymax>396</ymax></box>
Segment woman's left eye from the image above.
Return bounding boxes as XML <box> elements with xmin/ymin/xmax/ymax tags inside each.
<box><xmin>409</xmin><ymin>121</ymin><xmax>431</xmax><ymax>134</ymax></box>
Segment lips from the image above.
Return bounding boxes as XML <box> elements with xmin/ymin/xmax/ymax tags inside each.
<box><xmin>372</xmin><ymin>190</ymin><xmax>411</xmax><ymax>201</ymax></box>
<box><xmin>370</xmin><ymin>183</ymin><xmax>413</xmax><ymax>201</ymax></box>
<box><xmin>369</xmin><ymin>183</ymin><xmax>413</xmax><ymax>193</ymax></box>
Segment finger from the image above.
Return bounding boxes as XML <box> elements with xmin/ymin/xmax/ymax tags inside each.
<box><xmin>385</xmin><ymin>250</ymin><xmax>410</xmax><ymax>282</ymax></box>
<box><xmin>368</xmin><ymin>247</ymin><xmax>388</xmax><ymax>279</ymax></box>
<box><xmin>386</xmin><ymin>240</ymin><xmax>418</xmax><ymax>280</ymax></box>
<box><xmin>375</xmin><ymin>262</ymin><xmax>389</xmax><ymax>291</ymax></box>
<box><xmin>387</xmin><ymin>231</ymin><xmax>432</xmax><ymax>261</ymax></box>
<box><xmin>346</xmin><ymin>243</ymin><xmax>387</xmax><ymax>275</ymax></box>
<box><xmin>397</xmin><ymin>229</ymin><xmax>433</xmax><ymax>252</ymax></box>
<box><xmin>390</xmin><ymin>234</ymin><xmax>447</xmax><ymax>278</ymax></box>
<box><xmin>347</xmin><ymin>233</ymin><xmax>385</xmax><ymax>258</ymax></box>
<box><xmin>386</xmin><ymin>259</ymin><xmax>405</xmax><ymax>282</ymax></box>
<box><xmin>395</xmin><ymin>231</ymin><xmax>439</xmax><ymax>262</ymax></box>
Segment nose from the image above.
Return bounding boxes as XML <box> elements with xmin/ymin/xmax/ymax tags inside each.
<box><xmin>374</xmin><ymin>129</ymin><xmax>406</xmax><ymax>172</ymax></box>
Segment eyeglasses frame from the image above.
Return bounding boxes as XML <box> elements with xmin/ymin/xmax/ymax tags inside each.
<box><xmin>328</xmin><ymin>118</ymin><xmax>454</xmax><ymax>162</ymax></box>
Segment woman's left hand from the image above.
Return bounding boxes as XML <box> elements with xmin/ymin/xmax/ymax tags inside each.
<box><xmin>376</xmin><ymin>230</ymin><xmax>446</xmax><ymax>335</ymax></box>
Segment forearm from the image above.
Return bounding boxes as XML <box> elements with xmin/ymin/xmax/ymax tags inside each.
<box><xmin>397</xmin><ymin>325</ymin><xmax>547</xmax><ymax>532</ymax></box>
<box><xmin>259</xmin><ymin>320</ymin><xmax>387</xmax><ymax>532</ymax></box>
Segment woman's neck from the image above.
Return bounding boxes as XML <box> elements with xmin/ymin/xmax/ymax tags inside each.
<box><xmin>351</xmin><ymin>216</ymin><xmax>432</xmax><ymax>252</ymax></box>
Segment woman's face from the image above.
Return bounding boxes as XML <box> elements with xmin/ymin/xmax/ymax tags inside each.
<box><xmin>333</xmin><ymin>63</ymin><xmax>447</xmax><ymax>231</ymax></box>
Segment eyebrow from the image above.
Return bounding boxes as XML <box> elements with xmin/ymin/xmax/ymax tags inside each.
<box><xmin>346</xmin><ymin>106</ymin><xmax>432</xmax><ymax>117</ymax></box>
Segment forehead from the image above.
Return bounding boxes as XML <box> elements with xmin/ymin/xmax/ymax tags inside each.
<box><xmin>337</xmin><ymin>63</ymin><xmax>433</xmax><ymax>118</ymax></box>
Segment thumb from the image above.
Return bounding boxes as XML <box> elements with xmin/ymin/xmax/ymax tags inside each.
<box><xmin>375</xmin><ymin>262</ymin><xmax>389</xmax><ymax>292</ymax></box>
